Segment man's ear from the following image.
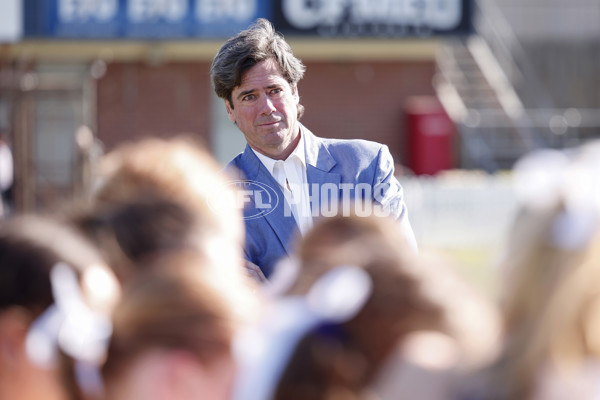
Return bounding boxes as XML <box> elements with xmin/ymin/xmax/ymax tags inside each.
<box><xmin>224</xmin><ymin>100</ymin><xmax>236</xmax><ymax>123</ymax></box>
<box><xmin>292</xmin><ymin>85</ymin><xmax>299</xmax><ymax>104</ymax></box>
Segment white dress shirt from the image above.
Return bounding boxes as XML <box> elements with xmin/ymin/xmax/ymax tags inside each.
<box><xmin>253</xmin><ymin>133</ymin><xmax>313</xmax><ymax>236</ymax></box>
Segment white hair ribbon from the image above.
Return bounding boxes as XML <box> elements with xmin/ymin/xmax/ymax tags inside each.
<box><xmin>513</xmin><ymin>142</ymin><xmax>600</xmax><ymax>250</ymax></box>
<box><xmin>231</xmin><ymin>265</ymin><xmax>372</xmax><ymax>400</ymax></box>
<box><xmin>24</xmin><ymin>262</ymin><xmax>112</xmax><ymax>397</ymax></box>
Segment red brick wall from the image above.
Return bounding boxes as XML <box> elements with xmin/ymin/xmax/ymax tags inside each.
<box><xmin>96</xmin><ymin>60</ymin><xmax>436</xmax><ymax>165</ymax></box>
<box><xmin>299</xmin><ymin>61</ymin><xmax>436</xmax><ymax>165</ymax></box>
<box><xmin>96</xmin><ymin>62</ymin><xmax>213</xmax><ymax>150</ymax></box>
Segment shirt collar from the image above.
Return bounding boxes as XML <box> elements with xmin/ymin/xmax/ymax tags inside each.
<box><xmin>252</xmin><ymin>130</ymin><xmax>306</xmax><ymax>176</ymax></box>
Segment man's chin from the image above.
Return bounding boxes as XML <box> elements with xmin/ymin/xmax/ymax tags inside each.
<box><xmin>258</xmin><ymin>123</ymin><xmax>285</xmax><ymax>135</ymax></box>
<box><xmin>261</xmin><ymin>128</ymin><xmax>287</xmax><ymax>142</ymax></box>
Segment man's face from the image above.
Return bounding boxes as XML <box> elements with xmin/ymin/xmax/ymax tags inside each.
<box><xmin>225</xmin><ymin>58</ymin><xmax>300</xmax><ymax>160</ymax></box>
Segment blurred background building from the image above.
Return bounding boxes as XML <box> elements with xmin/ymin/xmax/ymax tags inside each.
<box><xmin>0</xmin><ymin>0</ymin><xmax>471</xmax><ymax>211</ymax></box>
<box><xmin>1</xmin><ymin>0</ymin><xmax>599</xmax><ymax>282</ymax></box>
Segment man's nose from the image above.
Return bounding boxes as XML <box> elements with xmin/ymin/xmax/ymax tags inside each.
<box><xmin>260</xmin><ymin>96</ymin><xmax>276</xmax><ymax>115</ymax></box>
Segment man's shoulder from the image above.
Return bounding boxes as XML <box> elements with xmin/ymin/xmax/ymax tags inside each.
<box><xmin>302</xmin><ymin>124</ymin><xmax>384</xmax><ymax>157</ymax></box>
<box><xmin>318</xmin><ymin>136</ymin><xmax>385</xmax><ymax>158</ymax></box>
<box><xmin>226</xmin><ymin>151</ymin><xmax>244</xmax><ymax>167</ymax></box>
<box><xmin>225</xmin><ymin>152</ymin><xmax>248</xmax><ymax>178</ymax></box>
<box><xmin>308</xmin><ymin>135</ymin><xmax>391</xmax><ymax>175</ymax></box>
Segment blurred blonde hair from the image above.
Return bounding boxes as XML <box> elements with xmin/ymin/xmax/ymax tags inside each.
<box><xmin>487</xmin><ymin>201</ymin><xmax>600</xmax><ymax>399</ymax></box>
<box><xmin>298</xmin><ymin>213</ymin><xmax>447</xmax><ymax>356</ymax></box>
<box><xmin>482</xmin><ymin>143</ymin><xmax>600</xmax><ymax>399</ymax></box>
<box><xmin>0</xmin><ymin>215</ymin><xmax>121</xmax><ymax>400</ymax></box>
<box><xmin>94</xmin><ymin>136</ymin><xmax>240</xmax><ymax>239</ymax></box>
<box><xmin>274</xmin><ymin>213</ymin><xmax>465</xmax><ymax>400</ymax></box>
<box><xmin>102</xmin><ymin>251</ymin><xmax>252</xmax><ymax>386</ymax></box>
<box><xmin>293</xmin><ymin>213</ymin><xmax>498</xmax><ymax>363</ymax></box>
<box><xmin>74</xmin><ymin>136</ymin><xmax>245</xmax><ymax>282</ymax></box>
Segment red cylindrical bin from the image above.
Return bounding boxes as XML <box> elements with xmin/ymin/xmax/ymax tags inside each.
<box><xmin>405</xmin><ymin>96</ymin><xmax>456</xmax><ymax>175</ymax></box>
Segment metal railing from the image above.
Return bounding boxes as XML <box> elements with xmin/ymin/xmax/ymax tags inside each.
<box><xmin>435</xmin><ymin>0</ymin><xmax>600</xmax><ymax>171</ymax></box>
<box><xmin>475</xmin><ymin>0</ymin><xmax>556</xmax><ymax>110</ymax></box>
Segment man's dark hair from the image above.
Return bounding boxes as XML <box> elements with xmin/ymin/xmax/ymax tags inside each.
<box><xmin>210</xmin><ymin>18</ymin><xmax>306</xmax><ymax>118</ymax></box>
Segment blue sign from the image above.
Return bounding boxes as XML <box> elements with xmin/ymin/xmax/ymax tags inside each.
<box><xmin>33</xmin><ymin>0</ymin><xmax>270</xmax><ymax>39</ymax></box>
<box><xmin>48</xmin><ymin>0</ymin><xmax>121</xmax><ymax>38</ymax></box>
<box><xmin>23</xmin><ymin>0</ymin><xmax>471</xmax><ymax>39</ymax></box>
<box><xmin>273</xmin><ymin>0</ymin><xmax>473</xmax><ymax>37</ymax></box>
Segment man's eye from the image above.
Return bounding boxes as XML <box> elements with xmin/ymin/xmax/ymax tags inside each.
<box><xmin>270</xmin><ymin>88</ymin><xmax>282</xmax><ymax>95</ymax></box>
<box><xmin>242</xmin><ymin>94</ymin><xmax>256</xmax><ymax>101</ymax></box>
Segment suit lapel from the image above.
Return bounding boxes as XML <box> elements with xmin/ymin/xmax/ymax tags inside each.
<box><xmin>303</xmin><ymin>126</ymin><xmax>341</xmax><ymax>214</ymax></box>
<box><xmin>237</xmin><ymin>145</ymin><xmax>262</xmax><ymax>181</ymax></box>
<box><xmin>238</xmin><ymin>125</ymin><xmax>343</xmax><ymax>255</ymax></box>
<box><xmin>239</xmin><ymin>145</ymin><xmax>297</xmax><ymax>255</ymax></box>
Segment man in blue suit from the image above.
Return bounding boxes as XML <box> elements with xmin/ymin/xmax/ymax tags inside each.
<box><xmin>211</xmin><ymin>19</ymin><xmax>417</xmax><ymax>278</ymax></box>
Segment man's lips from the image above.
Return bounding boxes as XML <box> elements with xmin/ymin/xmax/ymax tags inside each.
<box><xmin>258</xmin><ymin>120</ymin><xmax>281</xmax><ymax>127</ymax></box>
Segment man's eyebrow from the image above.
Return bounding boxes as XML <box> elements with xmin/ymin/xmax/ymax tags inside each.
<box><xmin>237</xmin><ymin>89</ymin><xmax>256</xmax><ymax>100</ymax></box>
<box><xmin>236</xmin><ymin>84</ymin><xmax>282</xmax><ymax>100</ymax></box>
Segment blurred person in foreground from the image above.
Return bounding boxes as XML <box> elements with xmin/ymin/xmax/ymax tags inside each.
<box><xmin>460</xmin><ymin>141</ymin><xmax>600</xmax><ymax>400</ymax></box>
<box><xmin>0</xmin><ymin>132</ymin><xmax>13</xmax><ymax>216</ymax></box>
<box><xmin>0</xmin><ymin>215</ymin><xmax>121</xmax><ymax>400</ymax></box>
<box><xmin>102</xmin><ymin>251</ymin><xmax>254</xmax><ymax>400</ymax></box>
<box><xmin>67</xmin><ymin>136</ymin><xmax>267</xmax><ymax>284</ymax></box>
<box><xmin>233</xmin><ymin>212</ymin><xmax>499</xmax><ymax>400</ymax></box>
<box><xmin>60</xmin><ymin>137</ymin><xmax>262</xmax><ymax>399</ymax></box>
<box><xmin>211</xmin><ymin>19</ymin><xmax>417</xmax><ymax>278</ymax></box>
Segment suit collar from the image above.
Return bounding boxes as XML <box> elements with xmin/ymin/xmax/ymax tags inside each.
<box><xmin>239</xmin><ymin>144</ymin><xmax>262</xmax><ymax>180</ymax></box>
<box><xmin>252</xmin><ymin>164</ymin><xmax>297</xmax><ymax>256</ymax></box>
<box><xmin>237</xmin><ymin>124</ymin><xmax>341</xmax><ymax>258</ymax></box>
<box><xmin>239</xmin><ymin>124</ymin><xmax>312</xmax><ymax>180</ymax></box>
<box><xmin>238</xmin><ymin>144</ymin><xmax>298</xmax><ymax>257</ymax></box>
<box><xmin>251</xmin><ymin>130</ymin><xmax>307</xmax><ymax>175</ymax></box>
<box><xmin>302</xmin><ymin>124</ymin><xmax>337</xmax><ymax>172</ymax></box>
<box><xmin>301</xmin><ymin>124</ymin><xmax>341</xmax><ymax>215</ymax></box>
<box><xmin>238</xmin><ymin>123</ymin><xmax>337</xmax><ymax>178</ymax></box>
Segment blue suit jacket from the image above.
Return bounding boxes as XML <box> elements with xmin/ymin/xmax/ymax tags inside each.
<box><xmin>227</xmin><ymin>125</ymin><xmax>416</xmax><ymax>277</ymax></box>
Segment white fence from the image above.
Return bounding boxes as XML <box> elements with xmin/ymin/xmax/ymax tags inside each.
<box><xmin>400</xmin><ymin>171</ymin><xmax>518</xmax><ymax>251</ymax></box>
